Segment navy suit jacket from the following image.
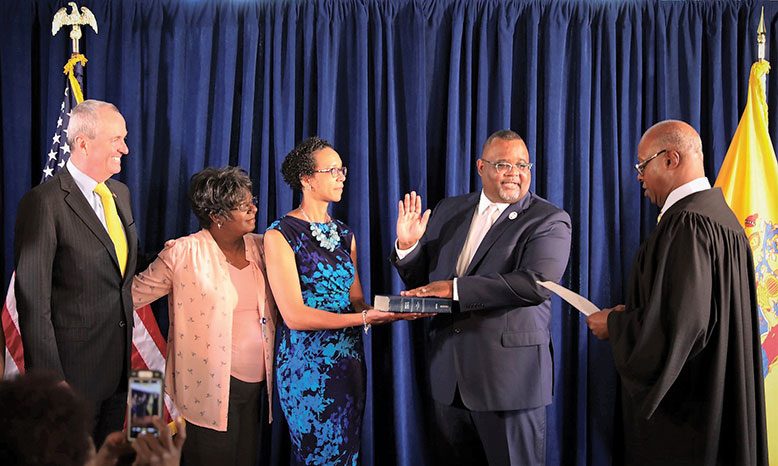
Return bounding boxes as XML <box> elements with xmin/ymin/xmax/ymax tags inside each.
<box><xmin>393</xmin><ymin>191</ymin><xmax>571</xmax><ymax>411</ymax></box>
<box><xmin>14</xmin><ymin>167</ymin><xmax>137</xmax><ymax>403</ymax></box>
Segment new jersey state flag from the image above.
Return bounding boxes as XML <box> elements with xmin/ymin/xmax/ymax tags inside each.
<box><xmin>715</xmin><ymin>59</ymin><xmax>778</xmax><ymax>465</ymax></box>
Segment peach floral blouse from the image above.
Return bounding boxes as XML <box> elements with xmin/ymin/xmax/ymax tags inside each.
<box><xmin>132</xmin><ymin>230</ymin><xmax>276</xmax><ymax>431</ymax></box>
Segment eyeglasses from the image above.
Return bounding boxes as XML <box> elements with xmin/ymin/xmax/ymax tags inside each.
<box><xmin>481</xmin><ymin>159</ymin><xmax>533</xmax><ymax>174</ymax></box>
<box><xmin>234</xmin><ymin>196</ymin><xmax>258</xmax><ymax>213</ymax></box>
<box><xmin>313</xmin><ymin>166</ymin><xmax>348</xmax><ymax>178</ymax></box>
<box><xmin>634</xmin><ymin>149</ymin><xmax>667</xmax><ymax>175</ymax></box>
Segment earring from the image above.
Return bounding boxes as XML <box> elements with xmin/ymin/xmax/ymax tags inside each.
<box><xmin>217</xmin><ymin>222</ymin><xmax>222</xmax><ymax>229</ymax></box>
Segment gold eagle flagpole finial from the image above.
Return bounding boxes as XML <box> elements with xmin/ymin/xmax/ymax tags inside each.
<box><xmin>51</xmin><ymin>2</ymin><xmax>98</xmax><ymax>55</ymax></box>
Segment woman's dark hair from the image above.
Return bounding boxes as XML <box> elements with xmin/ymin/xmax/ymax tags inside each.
<box><xmin>189</xmin><ymin>166</ymin><xmax>253</xmax><ymax>228</ymax></box>
<box><xmin>281</xmin><ymin>136</ymin><xmax>333</xmax><ymax>190</ymax></box>
<box><xmin>0</xmin><ymin>372</ymin><xmax>92</xmax><ymax>466</ymax></box>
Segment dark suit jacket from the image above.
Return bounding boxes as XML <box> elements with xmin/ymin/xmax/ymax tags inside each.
<box><xmin>14</xmin><ymin>167</ymin><xmax>137</xmax><ymax>404</ymax></box>
<box><xmin>393</xmin><ymin>192</ymin><xmax>571</xmax><ymax>411</ymax></box>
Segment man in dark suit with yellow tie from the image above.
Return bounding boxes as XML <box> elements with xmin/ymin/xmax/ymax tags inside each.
<box><xmin>392</xmin><ymin>130</ymin><xmax>572</xmax><ymax>465</ymax></box>
<box><xmin>14</xmin><ymin>99</ymin><xmax>137</xmax><ymax>447</ymax></box>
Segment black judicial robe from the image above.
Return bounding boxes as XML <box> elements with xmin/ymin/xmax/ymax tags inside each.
<box><xmin>607</xmin><ymin>188</ymin><xmax>768</xmax><ymax>466</ymax></box>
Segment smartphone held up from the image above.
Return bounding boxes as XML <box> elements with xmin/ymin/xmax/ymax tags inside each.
<box><xmin>127</xmin><ymin>370</ymin><xmax>164</xmax><ymax>441</ymax></box>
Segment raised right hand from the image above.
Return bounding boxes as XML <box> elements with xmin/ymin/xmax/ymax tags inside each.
<box><xmin>396</xmin><ymin>191</ymin><xmax>431</xmax><ymax>249</ymax></box>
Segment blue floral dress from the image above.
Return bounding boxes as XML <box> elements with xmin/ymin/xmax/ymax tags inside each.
<box><xmin>267</xmin><ymin>216</ymin><xmax>365</xmax><ymax>465</ymax></box>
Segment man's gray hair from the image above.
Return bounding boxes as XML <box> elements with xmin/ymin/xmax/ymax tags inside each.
<box><xmin>66</xmin><ymin>100</ymin><xmax>120</xmax><ymax>146</ymax></box>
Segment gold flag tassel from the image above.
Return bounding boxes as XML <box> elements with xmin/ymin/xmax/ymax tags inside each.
<box><xmin>62</xmin><ymin>54</ymin><xmax>88</xmax><ymax>105</ymax></box>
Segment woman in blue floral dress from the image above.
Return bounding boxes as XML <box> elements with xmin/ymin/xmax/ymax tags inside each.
<box><xmin>264</xmin><ymin>137</ymin><xmax>416</xmax><ymax>465</ymax></box>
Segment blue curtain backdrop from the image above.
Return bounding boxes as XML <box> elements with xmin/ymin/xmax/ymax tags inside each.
<box><xmin>2</xmin><ymin>0</ymin><xmax>777</xmax><ymax>464</ymax></box>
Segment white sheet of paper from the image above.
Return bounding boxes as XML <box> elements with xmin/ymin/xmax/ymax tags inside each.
<box><xmin>536</xmin><ymin>281</ymin><xmax>600</xmax><ymax>316</ymax></box>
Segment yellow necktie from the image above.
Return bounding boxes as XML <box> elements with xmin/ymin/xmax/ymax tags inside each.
<box><xmin>94</xmin><ymin>182</ymin><xmax>128</xmax><ymax>276</ymax></box>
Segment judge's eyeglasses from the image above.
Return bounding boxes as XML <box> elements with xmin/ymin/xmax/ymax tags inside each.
<box><xmin>634</xmin><ymin>149</ymin><xmax>667</xmax><ymax>175</ymax></box>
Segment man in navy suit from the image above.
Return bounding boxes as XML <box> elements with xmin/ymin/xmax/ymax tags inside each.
<box><xmin>392</xmin><ymin>130</ymin><xmax>572</xmax><ymax>466</ymax></box>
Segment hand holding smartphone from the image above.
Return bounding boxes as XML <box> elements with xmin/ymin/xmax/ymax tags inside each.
<box><xmin>127</xmin><ymin>370</ymin><xmax>164</xmax><ymax>441</ymax></box>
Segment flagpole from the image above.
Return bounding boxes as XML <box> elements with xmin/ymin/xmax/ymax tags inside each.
<box><xmin>758</xmin><ymin>7</ymin><xmax>767</xmax><ymax>90</ymax></box>
<box><xmin>758</xmin><ymin>7</ymin><xmax>766</xmax><ymax>61</ymax></box>
<box><xmin>52</xmin><ymin>3</ymin><xmax>97</xmax><ymax>108</ymax></box>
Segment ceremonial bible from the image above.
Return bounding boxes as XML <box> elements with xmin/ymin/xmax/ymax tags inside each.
<box><xmin>373</xmin><ymin>295</ymin><xmax>453</xmax><ymax>313</ymax></box>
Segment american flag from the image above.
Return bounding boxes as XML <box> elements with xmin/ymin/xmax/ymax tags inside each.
<box><xmin>1</xmin><ymin>55</ymin><xmax>178</xmax><ymax>421</ymax></box>
<box><xmin>41</xmin><ymin>61</ymin><xmax>80</xmax><ymax>181</ymax></box>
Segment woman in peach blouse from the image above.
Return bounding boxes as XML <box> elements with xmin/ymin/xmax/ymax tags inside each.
<box><xmin>132</xmin><ymin>166</ymin><xmax>275</xmax><ymax>466</ymax></box>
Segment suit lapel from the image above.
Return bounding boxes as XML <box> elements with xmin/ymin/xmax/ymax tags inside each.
<box><xmin>442</xmin><ymin>195</ymin><xmax>479</xmax><ymax>278</ymax></box>
<box><xmin>464</xmin><ymin>193</ymin><xmax>533</xmax><ymax>276</ymax></box>
<box><xmin>60</xmin><ymin>169</ymin><xmax>122</xmax><ymax>275</ymax></box>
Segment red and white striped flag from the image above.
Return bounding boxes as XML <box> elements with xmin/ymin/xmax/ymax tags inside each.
<box><xmin>2</xmin><ymin>273</ymin><xmax>23</xmax><ymax>376</ymax></box>
<box><xmin>132</xmin><ymin>305</ymin><xmax>180</xmax><ymax>420</ymax></box>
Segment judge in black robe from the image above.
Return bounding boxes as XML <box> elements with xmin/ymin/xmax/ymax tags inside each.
<box><xmin>587</xmin><ymin>120</ymin><xmax>768</xmax><ymax>466</ymax></box>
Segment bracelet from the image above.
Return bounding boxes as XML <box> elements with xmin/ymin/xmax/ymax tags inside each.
<box><xmin>362</xmin><ymin>310</ymin><xmax>371</xmax><ymax>334</ymax></box>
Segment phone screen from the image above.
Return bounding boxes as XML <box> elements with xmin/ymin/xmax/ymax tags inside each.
<box><xmin>128</xmin><ymin>376</ymin><xmax>163</xmax><ymax>439</ymax></box>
